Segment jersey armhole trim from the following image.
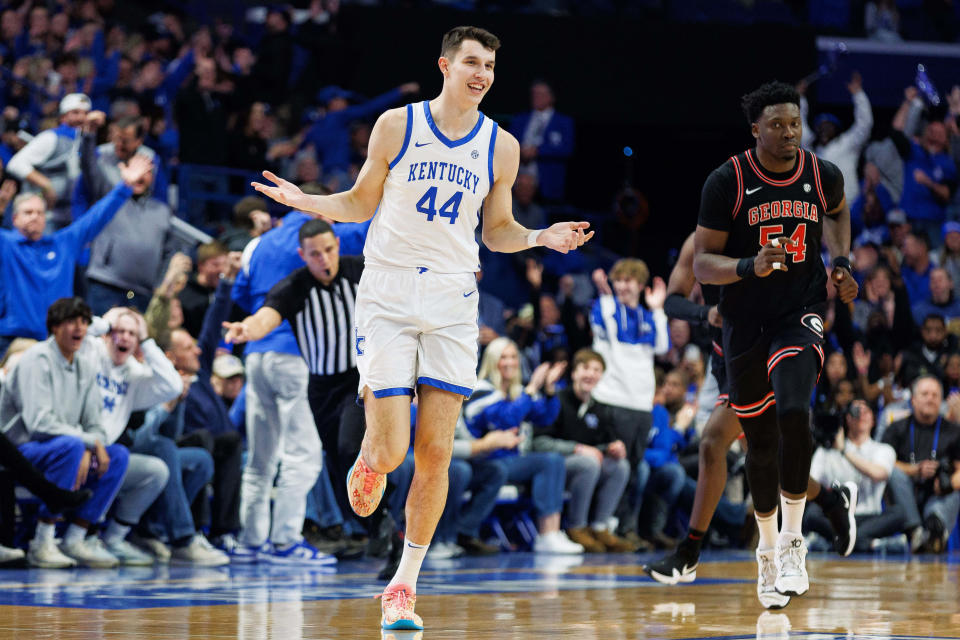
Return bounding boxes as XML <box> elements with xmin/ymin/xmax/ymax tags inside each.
<box><xmin>731</xmin><ymin>156</ymin><xmax>744</xmax><ymax>220</ymax></box>
<box><xmin>810</xmin><ymin>152</ymin><xmax>828</xmax><ymax>213</ymax></box>
<box><xmin>387</xmin><ymin>103</ymin><xmax>414</xmax><ymax>170</ymax></box>
<box><xmin>487</xmin><ymin>122</ymin><xmax>499</xmax><ymax>186</ymax></box>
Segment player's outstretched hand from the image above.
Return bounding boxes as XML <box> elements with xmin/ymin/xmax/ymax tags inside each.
<box><xmin>831</xmin><ymin>266</ymin><xmax>859</xmax><ymax>303</ymax></box>
<box><xmin>119</xmin><ymin>154</ymin><xmax>153</xmax><ymax>187</ymax></box>
<box><xmin>754</xmin><ymin>238</ymin><xmax>788</xmax><ymax>277</ymax></box>
<box><xmin>252</xmin><ymin>170</ymin><xmax>306</xmax><ymax>210</ymax></box>
<box><xmin>539</xmin><ymin>221</ymin><xmax>594</xmax><ymax>254</ymax></box>
<box><xmin>222</xmin><ymin>321</ymin><xmax>250</xmax><ymax>345</ymax></box>
<box><xmin>644</xmin><ymin>276</ymin><xmax>667</xmax><ymax>310</ymax></box>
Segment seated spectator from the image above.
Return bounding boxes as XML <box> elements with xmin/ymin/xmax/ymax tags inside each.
<box><xmin>0</xmin><ymin>156</ymin><xmax>151</xmax><ymax>356</ymax></box>
<box><xmin>511</xmin><ymin>172</ymin><xmax>546</xmax><ymax>231</ymax></box>
<box><xmin>167</xmin><ymin>261</ymin><xmax>243</xmax><ymax>551</ymax></box>
<box><xmin>912</xmin><ymin>267</ymin><xmax>960</xmax><ymax>328</ymax></box>
<box><xmin>0</xmin><ymin>298</ymin><xmax>130</xmax><ymax>568</ymax></box>
<box><xmin>899</xmin><ymin>315</ymin><xmax>957</xmax><ymax>387</ymax></box>
<box><xmin>463</xmin><ymin>338</ymin><xmax>582</xmax><ymax>554</ymax></box>
<box><xmin>532</xmin><ymin>348</ymin><xmax>637</xmax><ymax>552</ymax></box>
<box><xmin>178</xmin><ymin>241</ymin><xmax>229</xmax><ymax>338</ymax></box>
<box><xmin>509</xmin><ymin>80</ymin><xmax>575</xmax><ymax>202</ymax></box>
<box><xmin>131</xmin><ymin>379</ymin><xmax>228</xmax><ymax>566</ymax></box>
<box><xmin>882</xmin><ymin>375</ymin><xmax>960</xmax><ymax>553</ymax></box>
<box><xmin>211</xmin><ymin>354</ymin><xmax>244</xmax><ymax>410</ymax></box>
<box><xmin>933</xmin><ymin>221</ymin><xmax>960</xmax><ymax>298</ymax></box>
<box><xmin>81</xmin><ymin>307</ymin><xmax>184</xmax><ymax>565</ymax></box>
<box><xmin>896</xmin><ymin>115</ymin><xmax>957</xmax><ymax>246</ymax></box>
<box><xmin>852</xmin><ymin>264</ymin><xmax>897</xmax><ymax>331</ymax></box>
<box><xmin>900</xmin><ymin>231</ymin><xmax>934</xmax><ymax>306</ymax></box>
<box><xmin>805</xmin><ymin>399</ymin><xmax>907</xmax><ymax>551</ymax></box>
<box><xmin>218</xmin><ymin>195</ymin><xmax>273</xmax><ymax>252</ymax></box>
<box><xmin>814</xmin><ymin>351</ymin><xmax>853</xmax><ymax>416</ymax></box>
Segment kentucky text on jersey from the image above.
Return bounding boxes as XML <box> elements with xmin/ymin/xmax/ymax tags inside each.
<box><xmin>406</xmin><ymin>161</ymin><xmax>481</xmax><ymax>195</ymax></box>
<box><xmin>747</xmin><ymin>200</ymin><xmax>819</xmax><ymax>226</ymax></box>
<box><xmin>96</xmin><ymin>373</ymin><xmax>129</xmax><ymax>399</ymax></box>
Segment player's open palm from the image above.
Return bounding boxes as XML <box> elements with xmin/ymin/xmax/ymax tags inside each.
<box><xmin>540</xmin><ymin>221</ymin><xmax>594</xmax><ymax>254</ymax></box>
<box><xmin>252</xmin><ymin>171</ymin><xmax>305</xmax><ymax>210</ymax></box>
<box><xmin>754</xmin><ymin>239</ymin><xmax>788</xmax><ymax>277</ymax></box>
<box><xmin>644</xmin><ymin>276</ymin><xmax>667</xmax><ymax>309</ymax></box>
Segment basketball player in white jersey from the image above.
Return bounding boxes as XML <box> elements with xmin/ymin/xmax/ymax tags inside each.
<box><xmin>252</xmin><ymin>26</ymin><xmax>593</xmax><ymax>630</ymax></box>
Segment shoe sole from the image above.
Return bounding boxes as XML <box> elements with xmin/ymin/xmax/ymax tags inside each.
<box><xmin>28</xmin><ymin>560</ymin><xmax>76</xmax><ymax>569</ymax></box>
<box><xmin>840</xmin><ymin>482</ymin><xmax>858</xmax><ymax>557</ymax></box>
<box><xmin>346</xmin><ymin>457</ymin><xmax>386</xmax><ymax>518</ymax></box>
<box><xmin>760</xmin><ymin>594</ymin><xmax>791</xmax><ymax>609</ymax></box>
<box><xmin>646</xmin><ymin>567</ymin><xmax>696</xmax><ymax>585</ymax></box>
<box><xmin>170</xmin><ymin>557</ymin><xmax>230</xmax><ymax>567</ymax></box>
<box><xmin>774</xmin><ymin>582</ymin><xmax>808</xmax><ymax>597</ymax></box>
<box><xmin>382</xmin><ymin>618</ymin><xmax>424</xmax><ymax>631</ymax></box>
<box><xmin>117</xmin><ymin>558</ymin><xmax>155</xmax><ymax>567</ymax></box>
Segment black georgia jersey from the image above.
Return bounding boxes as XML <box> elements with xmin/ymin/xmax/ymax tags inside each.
<box><xmin>697</xmin><ymin>148</ymin><xmax>844</xmax><ymax>323</ymax></box>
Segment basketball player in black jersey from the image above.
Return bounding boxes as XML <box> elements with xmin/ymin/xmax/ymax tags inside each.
<box><xmin>644</xmin><ymin>231</ymin><xmax>857</xmax><ymax>589</ymax></box>
<box><xmin>693</xmin><ymin>82</ymin><xmax>858</xmax><ymax>609</ymax></box>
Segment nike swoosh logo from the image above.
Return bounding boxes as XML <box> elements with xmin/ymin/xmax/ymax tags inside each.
<box><xmin>463</xmin><ymin>290</ymin><xmax>477</xmax><ymax>298</ymax></box>
<box><xmin>414</xmin><ymin>141</ymin><xmax>432</xmax><ymax>147</ymax></box>
<box><xmin>745</xmin><ymin>186</ymin><xmax>762</xmax><ymax>195</ymax></box>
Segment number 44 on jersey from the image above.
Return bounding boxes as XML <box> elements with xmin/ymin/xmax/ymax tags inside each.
<box><xmin>417</xmin><ymin>187</ymin><xmax>463</xmax><ymax>224</ymax></box>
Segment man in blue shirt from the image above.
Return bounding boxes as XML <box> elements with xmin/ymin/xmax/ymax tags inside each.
<box><xmin>899</xmin><ymin>121</ymin><xmax>958</xmax><ymax>246</ymax></box>
<box><xmin>0</xmin><ymin>155</ymin><xmax>152</xmax><ymax>358</ymax></box>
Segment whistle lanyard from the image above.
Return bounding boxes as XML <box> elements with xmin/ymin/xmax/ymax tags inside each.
<box><xmin>909</xmin><ymin>417</ymin><xmax>941</xmax><ymax>464</ymax></box>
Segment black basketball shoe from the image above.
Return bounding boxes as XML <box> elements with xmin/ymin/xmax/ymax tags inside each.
<box><xmin>643</xmin><ymin>538</ymin><xmax>700</xmax><ymax>585</ymax></box>
<box><xmin>825</xmin><ymin>481</ymin><xmax>858</xmax><ymax>556</ymax></box>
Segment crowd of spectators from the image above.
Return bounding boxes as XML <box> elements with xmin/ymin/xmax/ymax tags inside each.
<box><xmin>0</xmin><ymin>0</ymin><xmax>957</xmax><ymax>574</ymax></box>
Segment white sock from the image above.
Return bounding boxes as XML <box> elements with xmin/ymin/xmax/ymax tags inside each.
<box><xmin>63</xmin><ymin>523</ymin><xmax>87</xmax><ymax>547</ymax></box>
<box><xmin>780</xmin><ymin>495</ymin><xmax>806</xmax><ymax>536</ymax></box>
<box><xmin>388</xmin><ymin>538</ymin><xmax>429</xmax><ymax>593</ymax></box>
<box><xmin>103</xmin><ymin>521</ymin><xmax>131</xmax><ymax>546</ymax></box>
<box><xmin>34</xmin><ymin>521</ymin><xmax>56</xmax><ymax>544</ymax></box>
<box><xmin>755</xmin><ymin>509</ymin><xmax>779</xmax><ymax>551</ymax></box>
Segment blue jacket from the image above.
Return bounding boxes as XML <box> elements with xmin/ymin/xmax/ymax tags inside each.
<box><xmin>303</xmin><ymin>88</ymin><xmax>405</xmax><ymax>174</ymax></box>
<box><xmin>508</xmin><ymin>110</ymin><xmax>574</xmax><ymax>201</ymax></box>
<box><xmin>0</xmin><ymin>182</ymin><xmax>131</xmax><ymax>339</ymax></box>
<box><xmin>643</xmin><ymin>405</ymin><xmax>691</xmax><ymax>469</ymax></box>
<box><xmin>900</xmin><ymin>141</ymin><xmax>958</xmax><ymax>222</ymax></box>
<box><xmin>232</xmin><ymin>211</ymin><xmax>311</xmax><ymax>356</ymax></box>
<box><xmin>183</xmin><ymin>280</ymin><xmax>237</xmax><ymax>437</ymax></box>
<box><xmin>463</xmin><ymin>383</ymin><xmax>560</xmax><ymax>460</ymax></box>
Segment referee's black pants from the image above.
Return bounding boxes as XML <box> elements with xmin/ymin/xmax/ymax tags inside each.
<box><xmin>307</xmin><ymin>370</ymin><xmax>391</xmax><ymax>536</ymax></box>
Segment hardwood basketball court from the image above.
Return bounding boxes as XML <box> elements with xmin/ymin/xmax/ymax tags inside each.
<box><xmin>0</xmin><ymin>549</ymin><xmax>956</xmax><ymax>638</ymax></box>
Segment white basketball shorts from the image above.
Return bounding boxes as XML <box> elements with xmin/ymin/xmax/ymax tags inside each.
<box><xmin>354</xmin><ymin>266</ymin><xmax>479</xmax><ymax>399</ymax></box>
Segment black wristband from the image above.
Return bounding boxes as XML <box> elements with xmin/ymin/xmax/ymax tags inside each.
<box><xmin>832</xmin><ymin>256</ymin><xmax>852</xmax><ymax>273</ymax></box>
<box><xmin>736</xmin><ymin>257</ymin><xmax>756</xmax><ymax>280</ymax></box>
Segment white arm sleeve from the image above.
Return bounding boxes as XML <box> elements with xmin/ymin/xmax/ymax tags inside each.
<box><xmin>5</xmin><ymin>130</ymin><xmax>58</xmax><ymax>180</ymax></box>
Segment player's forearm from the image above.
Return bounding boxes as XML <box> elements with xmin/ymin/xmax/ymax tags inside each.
<box><xmin>823</xmin><ymin>209</ymin><xmax>851</xmax><ymax>262</ymax></box>
<box><xmin>243</xmin><ymin>309</ymin><xmax>281</xmax><ymax>342</ymax></box>
<box><xmin>296</xmin><ymin>190</ymin><xmax>377</xmax><ymax>224</ymax></box>
<box><xmin>693</xmin><ymin>253</ymin><xmax>741</xmax><ymax>285</ymax></box>
<box><xmin>482</xmin><ymin>219</ymin><xmax>534</xmax><ymax>254</ymax></box>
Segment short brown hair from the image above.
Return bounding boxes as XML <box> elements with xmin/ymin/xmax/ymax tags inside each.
<box><xmin>441</xmin><ymin>26</ymin><xmax>500</xmax><ymax>60</ymax></box>
<box><xmin>196</xmin><ymin>241</ymin><xmax>228</xmax><ymax>266</ymax></box>
<box><xmin>232</xmin><ymin>196</ymin><xmax>269</xmax><ymax>229</ymax></box>
<box><xmin>572</xmin><ymin>348</ymin><xmax>605</xmax><ymax>372</ymax></box>
<box><xmin>609</xmin><ymin>258</ymin><xmax>649</xmax><ymax>287</ymax></box>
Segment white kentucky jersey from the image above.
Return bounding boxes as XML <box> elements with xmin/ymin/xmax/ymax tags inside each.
<box><xmin>364</xmin><ymin>101</ymin><xmax>498</xmax><ymax>273</ymax></box>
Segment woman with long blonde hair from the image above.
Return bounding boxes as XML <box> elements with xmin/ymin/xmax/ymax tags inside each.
<box><xmin>463</xmin><ymin>337</ymin><xmax>582</xmax><ymax>554</ymax></box>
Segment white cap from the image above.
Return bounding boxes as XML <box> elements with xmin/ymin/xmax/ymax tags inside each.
<box><xmin>212</xmin><ymin>354</ymin><xmax>244</xmax><ymax>379</ymax></box>
<box><xmin>59</xmin><ymin>93</ymin><xmax>91</xmax><ymax>115</ymax></box>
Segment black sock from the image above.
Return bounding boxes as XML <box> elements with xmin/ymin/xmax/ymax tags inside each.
<box><xmin>814</xmin><ymin>485</ymin><xmax>840</xmax><ymax>511</ymax></box>
<box><xmin>683</xmin><ymin>528</ymin><xmax>706</xmax><ymax>556</ymax></box>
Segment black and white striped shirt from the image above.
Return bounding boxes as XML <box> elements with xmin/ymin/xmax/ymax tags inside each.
<box><xmin>263</xmin><ymin>257</ymin><xmax>363</xmax><ymax>376</ymax></box>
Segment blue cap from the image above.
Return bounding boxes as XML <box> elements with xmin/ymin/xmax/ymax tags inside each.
<box><xmin>814</xmin><ymin>113</ymin><xmax>841</xmax><ymax>129</ymax></box>
<box><xmin>944</xmin><ymin>221</ymin><xmax>960</xmax><ymax>236</ymax></box>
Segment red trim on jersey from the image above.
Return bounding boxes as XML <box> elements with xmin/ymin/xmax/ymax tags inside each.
<box><xmin>712</xmin><ymin>340</ymin><xmax>723</xmax><ymax>356</ymax></box>
<box><xmin>810</xmin><ymin>152</ymin><xmax>828</xmax><ymax>212</ymax></box>
<box><xmin>715</xmin><ymin>393</ymin><xmax>730</xmax><ymax>408</ymax></box>
<box><xmin>812</xmin><ymin>343</ymin><xmax>825</xmax><ymax>384</ymax></box>
<box><xmin>767</xmin><ymin>346</ymin><xmax>804</xmax><ymax>376</ymax></box>
<box><xmin>731</xmin><ymin>155</ymin><xmax>744</xmax><ymax>219</ymax></box>
<box><xmin>744</xmin><ymin>148</ymin><xmax>805</xmax><ymax>186</ymax></box>
<box><xmin>732</xmin><ymin>391</ymin><xmax>777</xmax><ymax>418</ymax></box>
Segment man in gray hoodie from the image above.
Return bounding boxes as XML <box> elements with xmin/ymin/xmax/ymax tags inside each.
<box><xmin>0</xmin><ymin>298</ymin><xmax>130</xmax><ymax>568</ymax></box>
<box><xmin>79</xmin><ymin>111</ymin><xmax>176</xmax><ymax>314</ymax></box>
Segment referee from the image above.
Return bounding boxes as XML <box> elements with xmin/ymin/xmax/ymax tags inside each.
<box><xmin>223</xmin><ymin>219</ymin><xmax>368</xmax><ymax>536</ymax></box>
